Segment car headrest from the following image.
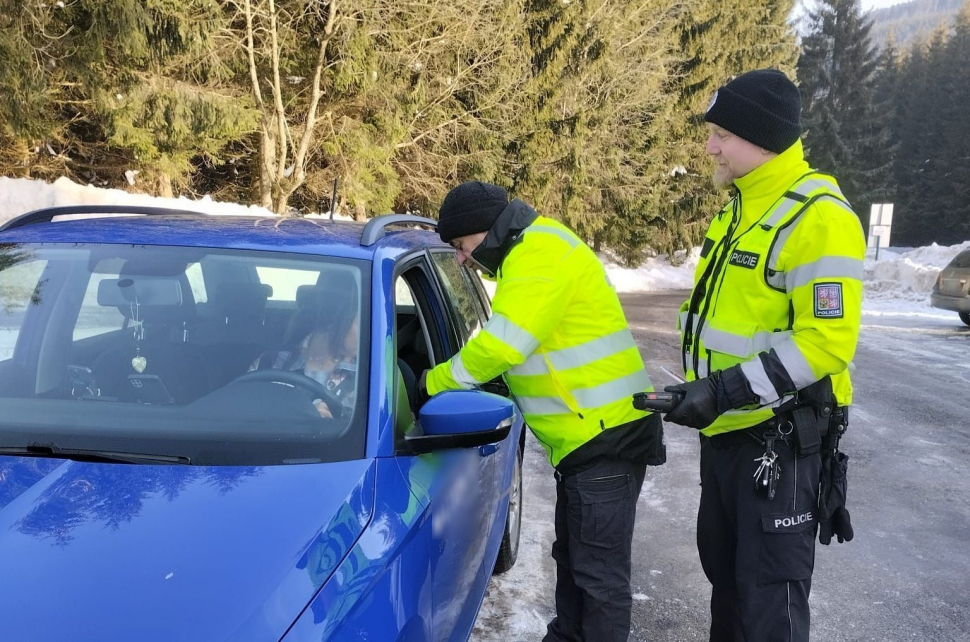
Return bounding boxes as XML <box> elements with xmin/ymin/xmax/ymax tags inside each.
<box><xmin>209</xmin><ymin>282</ymin><xmax>272</xmax><ymax>320</ymax></box>
<box><xmin>296</xmin><ymin>272</ymin><xmax>359</xmax><ymax>311</ymax></box>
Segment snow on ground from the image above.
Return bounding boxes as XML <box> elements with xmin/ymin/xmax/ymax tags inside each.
<box><xmin>0</xmin><ymin>176</ymin><xmax>966</xmax><ymax>318</ymax></box>
<box><xmin>0</xmin><ymin>175</ymin><xmax>354</xmax><ymax>224</ymax></box>
<box><xmin>601</xmin><ymin>247</ymin><xmax>701</xmax><ymax>293</ymax></box>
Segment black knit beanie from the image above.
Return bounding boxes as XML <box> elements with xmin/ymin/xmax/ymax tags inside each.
<box><xmin>437</xmin><ymin>181</ymin><xmax>509</xmax><ymax>243</ymax></box>
<box><xmin>704</xmin><ymin>69</ymin><xmax>801</xmax><ymax>154</ymax></box>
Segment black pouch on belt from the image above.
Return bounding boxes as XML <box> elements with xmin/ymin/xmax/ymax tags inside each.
<box><xmin>790</xmin><ymin>405</ymin><xmax>821</xmax><ymax>456</ymax></box>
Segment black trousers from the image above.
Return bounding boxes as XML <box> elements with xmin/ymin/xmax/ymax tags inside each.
<box><xmin>697</xmin><ymin>430</ymin><xmax>822</xmax><ymax>642</ymax></box>
<box><xmin>543</xmin><ymin>458</ymin><xmax>647</xmax><ymax>642</ymax></box>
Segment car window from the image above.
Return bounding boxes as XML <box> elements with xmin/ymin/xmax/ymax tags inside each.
<box><xmin>0</xmin><ymin>253</ymin><xmax>48</xmax><ymax>360</ymax></box>
<box><xmin>255</xmin><ymin>266</ymin><xmax>319</xmax><ymax>301</ymax></box>
<box><xmin>73</xmin><ymin>271</ymin><xmax>128</xmax><ymax>342</ymax></box>
<box><xmin>0</xmin><ymin>243</ymin><xmax>369</xmax><ymax>467</ymax></box>
<box><xmin>461</xmin><ymin>265</ymin><xmax>490</xmax><ymax>323</ymax></box>
<box><xmin>185</xmin><ymin>261</ymin><xmax>208</xmax><ymax>303</ymax></box>
<box><xmin>950</xmin><ymin>250</ymin><xmax>970</xmax><ymax>269</ymax></box>
<box><xmin>430</xmin><ymin>252</ymin><xmax>483</xmax><ymax>343</ymax></box>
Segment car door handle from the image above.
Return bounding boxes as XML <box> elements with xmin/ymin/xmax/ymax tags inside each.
<box><xmin>479</xmin><ymin>444</ymin><xmax>499</xmax><ymax>457</ymax></box>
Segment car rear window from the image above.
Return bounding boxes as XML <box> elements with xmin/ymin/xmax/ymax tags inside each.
<box><xmin>0</xmin><ymin>243</ymin><xmax>369</xmax><ymax>466</ymax></box>
<box><xmin>949</xmin><ymin>250</ymin><xmax>970</xmax><ymax>269</ymax></box>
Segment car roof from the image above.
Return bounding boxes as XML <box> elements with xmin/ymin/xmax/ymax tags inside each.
<box><xmin>0</xmin><ymin>212</ymin><xmax>446</xmax><ymax>261</ymax></box>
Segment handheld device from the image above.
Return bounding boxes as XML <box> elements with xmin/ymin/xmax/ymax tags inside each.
<box><xmin>128</xmin><ymin>374</ymin><xmax>175</xmax><ymax>405</ymax></box>
<box><xmin>632</xmin><ymin>391</ymin><xmax>684</xmax><ymax>413</ymax></box>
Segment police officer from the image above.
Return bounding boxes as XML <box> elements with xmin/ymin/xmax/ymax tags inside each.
<box><xmin>662</xmin><ymin>69</ymin><xmax>864</xmax><ymax>641</ymax></box>
<box><xmin>421</xmin><ymin>181</ymin><xmax>665</xmax><ymax>642</ymax></box>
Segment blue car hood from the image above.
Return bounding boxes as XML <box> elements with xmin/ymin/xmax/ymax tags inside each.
<box><xmin>0</xmin><ymin>456</ymin><xmax>376</xmax><ymax>642</ymax></box>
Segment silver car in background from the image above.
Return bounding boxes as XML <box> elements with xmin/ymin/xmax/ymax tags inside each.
<box><xmin>931</xmin><ymin>249</ymin><xmax>970</xmax><ymax>327</ymax></box>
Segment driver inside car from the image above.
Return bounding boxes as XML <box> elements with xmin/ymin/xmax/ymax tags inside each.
<box><xmin>249</xmin><ymin>300</ymin><xmax>359</xmax><ymax>419</ymax></box>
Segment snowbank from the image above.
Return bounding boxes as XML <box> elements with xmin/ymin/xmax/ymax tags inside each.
<box><xmin>0</xmin><ymin>175</ymin><xmax>354</xmax><ymax>225</ymax></box>
<box><xmin>863</xmin><ymin>241</ymin><xmax>970</xmax><ymax>318</ymax></box>
<box><xmin>601</xmin><ymin>248</ymin><xmax>700</xmax><ymax>293</ymax></box>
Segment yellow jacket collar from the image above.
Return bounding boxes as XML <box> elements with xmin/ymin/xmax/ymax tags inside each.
<box><xmin>733</xmin><ymin>138</ymin><xmax>810</xmax><ymax>199</ymax></box>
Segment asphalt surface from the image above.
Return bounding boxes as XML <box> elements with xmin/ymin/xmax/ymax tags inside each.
<box><xmin>472</xmin><ymin>290</ymin><xmax>970</xmax><ymax>642</ymax></box>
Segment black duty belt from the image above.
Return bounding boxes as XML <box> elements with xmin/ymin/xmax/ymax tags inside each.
<box><xmin>705</xmin><ymin>405</ymin><xmax>847</xmax><ymax>454</ymax></box>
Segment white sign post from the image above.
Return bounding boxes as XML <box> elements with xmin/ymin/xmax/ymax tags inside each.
<box><xmin>867</xmin><ymin>203</ymin><xmax>894</xmax><ymax>261</ymax></box>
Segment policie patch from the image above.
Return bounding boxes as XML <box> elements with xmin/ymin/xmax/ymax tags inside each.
<box><xmin>814</xmin><ymin>282</ymin><xmax>844</xmax><ymax>319</ymax></box>
<box><xmin>728</xmin><ymin>250</ymin><xmax>760</xmax><ymax>270</ymax></box>
<box><xmin>762</xmin><ymin>509</ymin><xmax>816</xmax><ymax>533</ymax></box>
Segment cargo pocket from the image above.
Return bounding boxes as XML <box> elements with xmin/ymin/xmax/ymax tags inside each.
<box><xmin>758</xmin><ymin>508</ymin><xmax>817</xmax><ymax>585</ymax></box>
<box><xmin>577</xmin><ymin>474</ymin><xmax>632</xmax><ymax>549</ymax></box>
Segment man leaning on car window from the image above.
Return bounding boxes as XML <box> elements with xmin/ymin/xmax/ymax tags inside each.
<box><xmin>419</xmin><ymin>181</ymin><xmax>665</xmax><ymax>642</ymax></box>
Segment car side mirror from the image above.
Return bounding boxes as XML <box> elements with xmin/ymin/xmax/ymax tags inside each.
<box><xmin>400</xmin><ymin>390</ymin><xmax>514</xmax><ymax>455</ymax></box>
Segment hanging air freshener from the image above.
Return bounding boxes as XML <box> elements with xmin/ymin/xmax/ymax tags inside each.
<box><xmin>130</xmin><ymin>298</ymin><xmax>147</xmax><ymax>373</ymax></box>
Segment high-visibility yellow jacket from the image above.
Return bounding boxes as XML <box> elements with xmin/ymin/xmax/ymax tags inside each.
<box><xmin>679</xmin><ymin>139</ymin><xmax>865</xmax><ymax>437</ymax></box>
<box><xmin>426</xmin><ymin>213</ymin><xmax>653</xmax><ymax>466</ymax></box>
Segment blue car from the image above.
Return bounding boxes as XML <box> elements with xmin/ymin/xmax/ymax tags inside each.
<box><xmin>0</xmin><ymin>206</ymin><xmax>525</xmax><ymax>641</ymax></box>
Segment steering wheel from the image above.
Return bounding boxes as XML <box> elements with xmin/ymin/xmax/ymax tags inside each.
<box><xmin>232</xmin><ymin>369</ymin><xmax>345</xmax><ymax>419</ymax></box>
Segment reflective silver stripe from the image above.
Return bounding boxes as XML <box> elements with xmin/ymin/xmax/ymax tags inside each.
<box><xmin>766</xmin><ymin>195</ymin><xmax>856</xmax><ymax>272</ymax></box>
<box><xmin>515</xmin><ymin>395</ymin><xmax>572</xmax><ymax>416</ymax></box>
<box><xmin>679</xmin><ymin>311</ymin><xmax>703</xmax><ymax>332</ymax></box>
<box><xmin>700</xmin><ymin>326</ymin><xmax>751</xmax><ymax>356</ymax></box>
<box><xmin>789</xmin><ymin>177</ymin><xmax>846</xmax><ymax>202</ymax></box>
<box><xmin>685</xmin><ymin>350</ymin><xmax>708</xmax><ymax>378</ymax></box>
<box><xmin>761</xmin><ymin>194</ymin><xmax>805</xmax><ymax>230</ymax></box>
<box><xmin>509</xmin><ymin>356</ymin><xmax>548</xmax><ymax>376</ymax></box>
<box><xmin>774</xmin><ymin>340</ymin><xmax>817</xmax><ymax>389</ymax></box>
<box><xmin>450</xmin><ymin>353</ymin><xmax>482</xmax><ymax>388</ymax></box>
<box><xmin>546</xmin><ymin>329</ymin><xmax>637</xmax><ymax>371</ymax></box>
<box><xmin>700</xmin><ymin>325</ymin><xmax>792</xmax><ymax>358</ymax></box>
<box><xmin>784</xmin><ymin>257</ymin><xmax>864</xmax><ymax>292</ymax></box>
<box><xmin>572</xmin><ymin>370</ymin><xmax>652</xmax><ymax>408</ymax></box>
<box><xmin>511</xmin><ymin>329</ymin><xmax>638</xmax><ymax>376</ymax></box>
<box><xmin>525</xmin><ymin>224</ymin><xmax>580</xmax><ymax>248</ymax></box>
<box><xmin>722</xmin><ymin>392</ymin><xmax>793</xmax><ymax>416</ymax></box>
<box><xmin>484</xmin><ymin>313</ymin><xmax>539</xmax><ymax>357</ymax></box>
<box><xmin>741</xmin><ymin>358</ymin><xmax>779</xmax><ymax>404</ymax></box>
<box><xmin>697</xmin><ymin>360</ymin><xmax>709</xmax><ymax>377</ymax></box>
<box><xmin>763</xmin><ymin>176</ymin><xmax>845</xmax><ymax>231</ymax></box>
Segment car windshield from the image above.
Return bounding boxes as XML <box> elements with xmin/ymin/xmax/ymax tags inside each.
<box><xmin>950</xmin><ymin>250</ymin><xmax>970</xmax><ymax>269</ymax></box>
<box><xmin>0</xmin><ymin>243</ymin><xmax>369</xmax><ymax>466</ymax></box>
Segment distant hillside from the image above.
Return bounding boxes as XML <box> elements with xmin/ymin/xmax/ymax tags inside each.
<box><xmin>869</xmin><ymin>0</ymin><xmax>963</xmax><ymax>50</ymax></box>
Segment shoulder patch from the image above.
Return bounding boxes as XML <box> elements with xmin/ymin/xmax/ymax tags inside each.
<box><xmin>814</xmin><ymin>282</ymin><xmax>843</xmax><ymax>318</ymax></box>
<box><xmin>701</xmin><ymin>237</ymin><xmax>715</xmax><ymax>259</ymax></box>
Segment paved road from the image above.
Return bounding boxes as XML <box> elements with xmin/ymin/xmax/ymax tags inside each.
<box><xmin>472</xmin><ymin>291</ymin><xmax>970</xmax><ymax>642</ymax></box>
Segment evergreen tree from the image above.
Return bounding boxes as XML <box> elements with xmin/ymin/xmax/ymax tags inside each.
<box><xmin>508</xmin><ymin>0</ymin><xmax>622</xmax><ymax>236</ymax></box>
<box><xmin>506</xmin><ymin>0</ymin><xmax>684</xmax><ymax>258</ymax></box>
<box><xmin>936</xmin><ymin>0</ymin><xmax>970</xmax><ymax>243</ymax></box>
<box><xmin>797</xmin><ymin>0</ymin><xmax>891</xmax><ymax>220</ymax></box>
<box><xmin>608</xmin><ymin>0</ymin><xmax>799</xmax><ymax>260</ymax></box>
<box><xmin>892</xmin><ymin>28</ymin><xmax>950</xmax><ymax>245</ymax></box>
<box><xmin>0</xmin><ymin>1</ymin><xmax>258</xmax><ymax>195</ymax></box>
<box><xmin>869</xmin><ymin>34</ymin><xmax>903</xmax><ymax>226</ymax></box>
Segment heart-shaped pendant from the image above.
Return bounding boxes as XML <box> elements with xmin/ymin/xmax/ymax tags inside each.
<box><xmin>132</xmin><ymin>356</ymin><xmax>147</xmax><ymax>373</ymax></box>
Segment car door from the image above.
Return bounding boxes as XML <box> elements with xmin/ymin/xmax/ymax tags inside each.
<box><xmin>428</xmin><ymin>251</ymin><xmax>517</xmax><ymax>566</ymax></box>
<box><xmin>392</xmin><ymin>256</ymin><xmax>494</xmax><ymax>642</ymax></box>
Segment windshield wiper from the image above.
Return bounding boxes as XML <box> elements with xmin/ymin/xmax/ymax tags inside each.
<box><xmin>0</xmin><ymin>445</ymin><xmax>191</xmax><ymax>465</ymax></box>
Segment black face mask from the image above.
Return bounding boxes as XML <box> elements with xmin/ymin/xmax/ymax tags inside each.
<box><xmin>470</xmin><ymin>242</ymin><xmax>503</xmax><ymax>277</ymax></box>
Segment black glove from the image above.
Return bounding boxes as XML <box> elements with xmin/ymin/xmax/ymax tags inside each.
<box><xmin>818</xmin><ymin>450</ymin><xmax>854</xmax><ymax>544</ymax></box>
<box><xmin>664</xmin><ymin>364</ymin><xmax>758</xmax><ymax>430</ymax></box>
